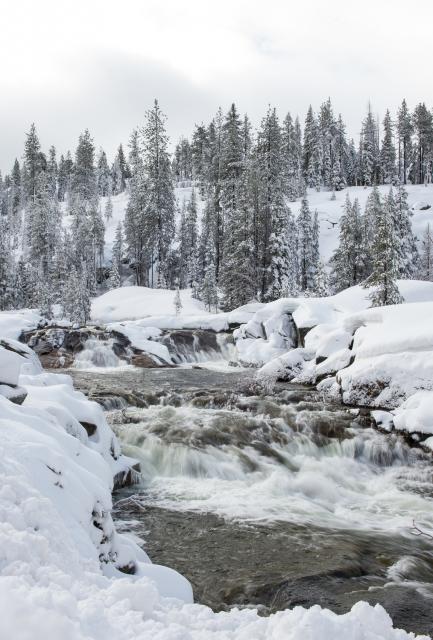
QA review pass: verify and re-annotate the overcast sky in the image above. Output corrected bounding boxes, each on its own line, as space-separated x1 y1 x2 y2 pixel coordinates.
1 0 432 172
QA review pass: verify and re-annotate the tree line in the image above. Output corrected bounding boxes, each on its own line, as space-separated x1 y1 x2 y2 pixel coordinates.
0 97 433 320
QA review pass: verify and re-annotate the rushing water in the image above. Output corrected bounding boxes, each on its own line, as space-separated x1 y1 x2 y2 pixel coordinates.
68 336 433 636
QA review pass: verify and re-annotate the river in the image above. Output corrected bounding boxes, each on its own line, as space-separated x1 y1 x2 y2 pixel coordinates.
67 336 433 636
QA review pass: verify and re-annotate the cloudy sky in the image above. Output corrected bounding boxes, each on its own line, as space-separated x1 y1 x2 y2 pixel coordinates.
1 0 432 171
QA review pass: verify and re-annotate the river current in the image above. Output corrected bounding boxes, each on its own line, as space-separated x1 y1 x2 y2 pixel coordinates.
68 335 433 636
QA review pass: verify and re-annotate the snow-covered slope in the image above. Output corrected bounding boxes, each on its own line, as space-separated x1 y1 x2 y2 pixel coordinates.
94 184 433 264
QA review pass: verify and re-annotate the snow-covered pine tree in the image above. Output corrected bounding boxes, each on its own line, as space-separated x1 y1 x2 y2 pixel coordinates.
185 188 198 287
282 112 303 200
57 151 74 201
0 217 14 310
97 150 111 197
26 171 61 278
201 262 218 312
303 106 322 190
124 129 148 285
330 194 363 291
297 197 316 292
397 99 413 185
420 224 433 281
174 288 182 315
380 110 397 184
112 221 123 273
141 100 176 287
412 103 433 185
112 144 130 194
104 195 113 221
63 267 91 325
363 188 403 307
47 146 58 198
23 123 45 202
191 124 209 193
109 261 121 289
360 104 380 186
362 185 382 276
394 184 419 277
173 138 193 184
71 129 97 201
37 280 54 320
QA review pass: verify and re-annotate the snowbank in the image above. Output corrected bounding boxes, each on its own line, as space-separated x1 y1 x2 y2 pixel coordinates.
92 286 208 323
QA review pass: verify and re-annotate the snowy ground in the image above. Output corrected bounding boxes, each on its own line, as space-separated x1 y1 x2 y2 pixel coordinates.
92 184 433 264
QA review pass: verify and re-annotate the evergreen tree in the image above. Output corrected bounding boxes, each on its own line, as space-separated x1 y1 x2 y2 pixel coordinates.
397 99 413 185
105 195 113 220
97 149 111 196
63 267 91 325
363 189 403 307
141 99 176 286
412 103 433 184
360 104 379 186
23 123 45 202
109 261 121 289
380 110 396 184
420 224 433 281
330 195 364 291
71 129 96 201
112 144 130 194
303 106 322 189
174 288 182 315
297 197 316 291
394 184 419 277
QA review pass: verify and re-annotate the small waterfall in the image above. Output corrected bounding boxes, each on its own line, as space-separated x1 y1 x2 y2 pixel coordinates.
159 330 237 365
74 337 121 369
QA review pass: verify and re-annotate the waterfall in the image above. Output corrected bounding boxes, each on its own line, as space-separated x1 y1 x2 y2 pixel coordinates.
74 338 121 369
159 330 237 365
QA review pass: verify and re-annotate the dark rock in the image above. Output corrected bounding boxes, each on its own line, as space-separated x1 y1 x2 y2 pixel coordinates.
80 421 97 437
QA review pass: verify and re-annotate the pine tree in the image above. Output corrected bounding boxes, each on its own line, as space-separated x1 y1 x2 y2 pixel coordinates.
201 262 218 312
363 189 403 307
303 106 322 189
360 104 379 186
63 267 91 325
105 195 113 220
124 129 148 285
420 224 433 281
97 149 111 196
57 151 74 201
174 288 182 315
397 100 413 185
141 99 176 286
394 184 419 277
380 110 396 184
330 194 364 291
23 123 45 202
109 261 121 289
112 221 123 272
297 197 316 292
0 217 13 310
71 129 96 201
112 144 130 194
412 103 433 184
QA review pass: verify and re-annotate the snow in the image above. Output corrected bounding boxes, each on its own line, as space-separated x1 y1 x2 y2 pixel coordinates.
93 184 433 269
92 286 208 323
1 314 432 637
393 392 433 435
0 309 42 340
289 184 433 263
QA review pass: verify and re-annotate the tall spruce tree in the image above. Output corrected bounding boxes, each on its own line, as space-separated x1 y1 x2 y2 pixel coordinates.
363 189 403 306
